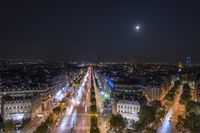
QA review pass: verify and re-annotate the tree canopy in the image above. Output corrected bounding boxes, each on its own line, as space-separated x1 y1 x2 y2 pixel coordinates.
109 114 126 130
180 83 191 104
53 106 61 114
4 120 14 132
35 122 48 133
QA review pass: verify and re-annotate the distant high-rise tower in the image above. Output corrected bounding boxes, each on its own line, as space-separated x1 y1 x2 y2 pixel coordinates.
186 57 191 67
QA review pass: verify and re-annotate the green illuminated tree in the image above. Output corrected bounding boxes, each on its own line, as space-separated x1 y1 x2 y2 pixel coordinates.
186 101 200 114
53 106 61 114
4 120 14 132
35 122 48 133
109 114 126 132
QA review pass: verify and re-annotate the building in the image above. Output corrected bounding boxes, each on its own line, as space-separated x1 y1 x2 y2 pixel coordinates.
1 95 32 122
143 84 169 101
116 100 140 123
186 57 191 67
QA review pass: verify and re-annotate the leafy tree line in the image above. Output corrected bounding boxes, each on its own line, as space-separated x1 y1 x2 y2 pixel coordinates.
109 114 126 132
164 80 182 102
133 100 164 132
176 100 200 132
176 110 200 132
4 120 15 132
180 83 191 104
35 114 54 133
90 78 100 133
35 98 65 133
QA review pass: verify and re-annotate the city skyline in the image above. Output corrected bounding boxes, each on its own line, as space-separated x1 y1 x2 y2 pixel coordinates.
1 0 200 63
1 1 200 132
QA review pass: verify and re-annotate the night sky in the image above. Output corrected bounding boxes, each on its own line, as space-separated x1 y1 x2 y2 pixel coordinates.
1 0 200 63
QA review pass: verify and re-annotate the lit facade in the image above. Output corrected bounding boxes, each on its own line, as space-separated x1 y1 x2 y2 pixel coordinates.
1 95 32 122
116 100 140 122
143 84 169 101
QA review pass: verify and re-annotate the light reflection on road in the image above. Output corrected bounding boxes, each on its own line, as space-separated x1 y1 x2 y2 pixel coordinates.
157 86 183 133
56 68 91 133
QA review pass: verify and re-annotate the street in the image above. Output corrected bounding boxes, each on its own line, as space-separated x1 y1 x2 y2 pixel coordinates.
93 71 112 133
157 85 183 133
54 68 92 133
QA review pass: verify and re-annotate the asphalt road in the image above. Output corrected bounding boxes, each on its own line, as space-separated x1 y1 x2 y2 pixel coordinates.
54 68 92 133
157 85 183 133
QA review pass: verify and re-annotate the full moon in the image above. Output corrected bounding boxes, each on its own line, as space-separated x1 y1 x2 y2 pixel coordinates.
135 25 141 31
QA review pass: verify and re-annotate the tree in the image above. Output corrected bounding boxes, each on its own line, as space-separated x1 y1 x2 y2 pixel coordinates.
53 106 61 114
184 112 200 133
35 122 48 133
90 97 96 105
133 102 163 131
143 127 156 133
109 114 126 131
186 101 200 114
176 112 200 133
45 114 53 126
4 120 14 132
164 80 182 102
180 83 191 105
59 101 65 109
90 104 97 114
151 100 162 112
164 92 175 101
90 128 100 133
176 115 186 132
90 116 100 133
139 105 156 123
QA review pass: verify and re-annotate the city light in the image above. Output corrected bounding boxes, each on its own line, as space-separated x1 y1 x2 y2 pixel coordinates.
2 1 200 132
103 93 109 99
55 89 65 101
105 79 115 90
72 71 89 105
11 113 24 121
158 109 172 133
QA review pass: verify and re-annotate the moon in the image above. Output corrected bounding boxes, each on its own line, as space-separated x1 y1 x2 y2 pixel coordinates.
135 25 141 31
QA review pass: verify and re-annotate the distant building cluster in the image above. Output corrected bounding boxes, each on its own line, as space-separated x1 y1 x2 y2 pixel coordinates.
95 63 200 122
95 64 174 101
0 59 200 129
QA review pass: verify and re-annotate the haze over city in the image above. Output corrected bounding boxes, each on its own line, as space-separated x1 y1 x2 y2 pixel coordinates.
1 0 200 63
